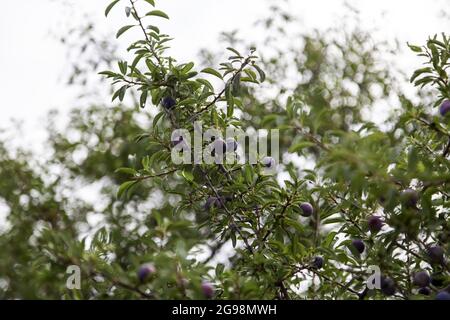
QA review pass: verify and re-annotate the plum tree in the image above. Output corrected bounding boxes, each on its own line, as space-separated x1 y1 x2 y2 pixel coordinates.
0 0 449 301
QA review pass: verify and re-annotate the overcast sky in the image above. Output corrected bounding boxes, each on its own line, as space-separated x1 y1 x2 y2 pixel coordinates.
0 0 448 148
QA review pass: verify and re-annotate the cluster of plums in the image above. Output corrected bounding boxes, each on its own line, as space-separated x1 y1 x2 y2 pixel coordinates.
347 187 448 299
412 270 450 300
137 263 216 298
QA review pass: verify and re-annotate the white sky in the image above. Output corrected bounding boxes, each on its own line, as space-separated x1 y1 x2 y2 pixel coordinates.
0 0 448 148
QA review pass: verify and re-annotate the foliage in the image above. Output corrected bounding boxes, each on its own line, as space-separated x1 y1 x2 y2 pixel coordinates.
0 0 448 300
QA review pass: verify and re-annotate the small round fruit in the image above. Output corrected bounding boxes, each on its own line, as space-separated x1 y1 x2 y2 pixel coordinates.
351 239 365 254
261 156 276 169
427 245 445 264
413 271 431 288
439 100 450 117
435 291 450 300
380 276 396 296
299 202 314 217
312 256 324 269
400 189 419 208
161 96 176 110
367 215 384 233
137 263 156 283
204 196 219 211
418 287 431 296
201 281 215 299
431 272 444 287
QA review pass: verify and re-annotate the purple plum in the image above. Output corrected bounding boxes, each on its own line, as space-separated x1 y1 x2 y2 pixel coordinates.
161 96 176 110
201 281 215 299
413 271 431 288
351 239 365 254
299 202 314 217
439 100 450 117
137 263 156 283
367 215 384 233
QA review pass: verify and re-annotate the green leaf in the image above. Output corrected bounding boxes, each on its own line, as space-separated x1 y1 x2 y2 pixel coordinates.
116 25 135 38
140 90 148 108
215 263 225 276
117 181 137 199
181 170 194 183
322 231 337 248
226 47 242 57
181 62 195 74
201 68 223 80
148 25 160 34
152 111 165 128
407 42 422 53
253 65 266 82
144 0 155 6
232 72 241 96
243 165 254 184
105 0 120 17
115 167 137 175
98 70 118 78
197 79 214 91
289 141 315 153
146 10 169 19
118 61 128 75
